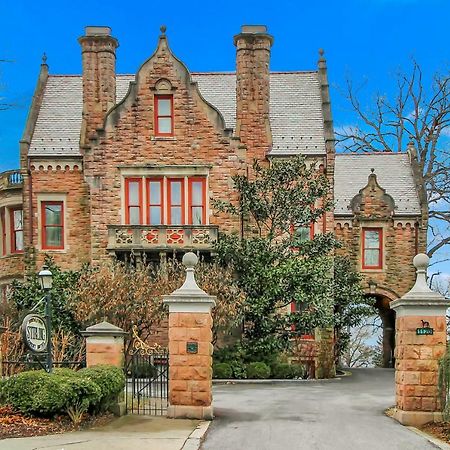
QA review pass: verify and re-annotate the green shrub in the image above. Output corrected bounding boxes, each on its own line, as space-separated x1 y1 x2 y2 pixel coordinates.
246 362 271 379
231 360 247 379
213 362 233 379
271 363 294 379
1 365 125 417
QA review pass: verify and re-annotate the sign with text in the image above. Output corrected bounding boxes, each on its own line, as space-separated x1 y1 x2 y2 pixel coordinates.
21 314 48 353
416 327 434 336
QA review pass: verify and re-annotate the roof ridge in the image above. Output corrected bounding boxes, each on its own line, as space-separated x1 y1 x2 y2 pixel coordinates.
336 152 408 156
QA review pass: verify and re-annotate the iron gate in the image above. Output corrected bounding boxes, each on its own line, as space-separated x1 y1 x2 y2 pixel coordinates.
125 327 169 415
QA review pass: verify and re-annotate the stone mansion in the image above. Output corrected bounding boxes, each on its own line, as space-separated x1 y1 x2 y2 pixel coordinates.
0 25 427 367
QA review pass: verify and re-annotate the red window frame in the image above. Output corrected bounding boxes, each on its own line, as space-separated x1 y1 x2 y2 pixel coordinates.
147 178 164 225
1 208 5 256
188 178 207 225
154 95 174 136
362 227 383 270
10 208 23 254
125 178 143 225
167 178 185 225
41 202 64 250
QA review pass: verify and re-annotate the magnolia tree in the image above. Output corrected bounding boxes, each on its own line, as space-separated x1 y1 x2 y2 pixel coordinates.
214 156 372 357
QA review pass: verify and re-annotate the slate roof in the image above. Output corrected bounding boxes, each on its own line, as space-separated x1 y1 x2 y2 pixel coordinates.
28 72 326 156
334 153 421 216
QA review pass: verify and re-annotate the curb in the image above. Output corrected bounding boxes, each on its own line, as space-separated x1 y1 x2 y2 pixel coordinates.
212 376 346 385
407 426 450 450
181 420 212 450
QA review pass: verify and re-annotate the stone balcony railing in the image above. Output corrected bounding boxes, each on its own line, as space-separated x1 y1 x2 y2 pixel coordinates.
0 170 23 191
107 225 219 252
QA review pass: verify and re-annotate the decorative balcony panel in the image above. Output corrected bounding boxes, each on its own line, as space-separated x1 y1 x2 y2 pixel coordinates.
0 170 23 191
107 225 218 251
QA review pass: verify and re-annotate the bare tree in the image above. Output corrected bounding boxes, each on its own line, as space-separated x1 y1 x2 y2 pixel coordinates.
0 59 16 111
337 62 450 261
342 323 380 368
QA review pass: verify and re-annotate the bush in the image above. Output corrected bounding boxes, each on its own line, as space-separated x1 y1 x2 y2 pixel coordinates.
213 362 233 379
270 363 307 379
1 365 125 417
246 362 271 379
230 360 247 379
130 362 157 379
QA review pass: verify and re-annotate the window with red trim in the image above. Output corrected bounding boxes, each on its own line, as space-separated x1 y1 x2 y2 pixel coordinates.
42 202 63 250
362 228 382 269
147 178 163 225
10 208 23 253
188 178 206 225
1 208 5 256
168 178 184 225
125 178 143 225
154 95 174 136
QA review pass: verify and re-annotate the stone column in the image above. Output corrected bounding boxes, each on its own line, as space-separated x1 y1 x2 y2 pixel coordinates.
163 252 216 420
81 321 127 368
391 254 450 426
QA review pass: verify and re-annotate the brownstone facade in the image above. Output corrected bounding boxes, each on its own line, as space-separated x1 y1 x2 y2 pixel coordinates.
0 25 426 368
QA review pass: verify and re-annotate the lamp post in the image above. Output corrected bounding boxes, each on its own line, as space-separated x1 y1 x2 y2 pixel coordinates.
38 265 53 373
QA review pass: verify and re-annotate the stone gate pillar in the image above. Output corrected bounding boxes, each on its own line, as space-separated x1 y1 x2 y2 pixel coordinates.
163 252 216 420
391 253 450 426
81 321 127 368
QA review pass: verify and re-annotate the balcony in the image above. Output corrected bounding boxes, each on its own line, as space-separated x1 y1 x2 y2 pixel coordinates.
107 225 219 252
0 170 23 192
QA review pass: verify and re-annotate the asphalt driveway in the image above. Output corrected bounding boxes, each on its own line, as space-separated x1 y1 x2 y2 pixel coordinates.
201 369 440 450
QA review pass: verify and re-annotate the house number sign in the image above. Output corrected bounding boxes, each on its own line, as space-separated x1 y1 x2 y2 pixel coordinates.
416 320 434 336
187 342 198 354
21 314 48 353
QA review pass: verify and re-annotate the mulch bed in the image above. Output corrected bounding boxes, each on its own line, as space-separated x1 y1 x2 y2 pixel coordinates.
420 422 450 444
0 405 114 440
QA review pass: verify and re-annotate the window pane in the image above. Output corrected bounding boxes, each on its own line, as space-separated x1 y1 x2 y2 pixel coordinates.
170 181 182 205
149 181 161 204
128 181 140 205
46 227 62 247
192 181 203 205
294 226 310 243
149 207 161 225
129 206 140 225
158 117 172 134
192 206 203 225
13 210 23 231
365 230 379 249
170 207 182 225
45 204 62 226
15 230 23 251
364 249 379 267
157 98 171 116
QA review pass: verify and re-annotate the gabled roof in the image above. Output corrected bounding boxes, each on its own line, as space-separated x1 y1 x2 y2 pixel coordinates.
334 153 421 216
28 72 326 156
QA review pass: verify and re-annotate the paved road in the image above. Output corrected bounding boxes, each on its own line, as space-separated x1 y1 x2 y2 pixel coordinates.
202 369 439 450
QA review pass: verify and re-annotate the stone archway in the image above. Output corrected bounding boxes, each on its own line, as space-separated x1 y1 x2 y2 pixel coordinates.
374 295 396 368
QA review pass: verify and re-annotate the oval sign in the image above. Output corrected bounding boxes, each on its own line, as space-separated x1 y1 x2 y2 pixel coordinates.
21 314 48 353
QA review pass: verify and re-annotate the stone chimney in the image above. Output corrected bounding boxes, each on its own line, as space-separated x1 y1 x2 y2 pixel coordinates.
78 26 119 145
234 25 273 162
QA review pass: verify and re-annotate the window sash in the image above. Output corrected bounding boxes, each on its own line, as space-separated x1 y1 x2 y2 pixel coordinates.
168 178 184 225
362 228 382 269
42 202 64 250
188 178 206 225
155 95 174 136
125 178 143 225
10 208 23 253
147 179 164 225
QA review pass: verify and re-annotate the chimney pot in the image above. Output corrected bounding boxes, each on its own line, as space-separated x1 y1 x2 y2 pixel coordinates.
85 26 112 37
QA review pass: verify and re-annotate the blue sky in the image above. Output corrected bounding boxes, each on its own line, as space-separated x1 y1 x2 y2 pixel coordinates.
0 0 449 277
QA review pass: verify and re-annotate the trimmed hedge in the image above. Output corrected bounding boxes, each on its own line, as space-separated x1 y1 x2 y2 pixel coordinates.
1 365 125 417
213 362 233 379
246 362 271 379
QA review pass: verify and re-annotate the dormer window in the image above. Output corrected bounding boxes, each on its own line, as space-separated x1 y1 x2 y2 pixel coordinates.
155 95 174 136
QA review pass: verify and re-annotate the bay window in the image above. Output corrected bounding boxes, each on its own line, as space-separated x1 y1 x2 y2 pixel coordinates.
125 176 207 226
362 228 382 269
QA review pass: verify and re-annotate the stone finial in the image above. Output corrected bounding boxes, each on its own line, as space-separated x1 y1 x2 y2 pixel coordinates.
318 48 326 68
370 168 375 173
319 48 325 59
410 253 431 293
42 52 48 65
160 25 167 35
